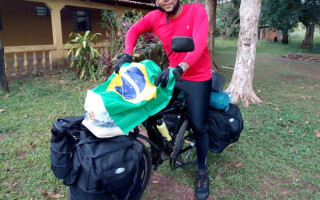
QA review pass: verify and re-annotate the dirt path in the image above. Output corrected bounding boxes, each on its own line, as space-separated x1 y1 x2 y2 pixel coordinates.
256 54 320 80
142 171 214 200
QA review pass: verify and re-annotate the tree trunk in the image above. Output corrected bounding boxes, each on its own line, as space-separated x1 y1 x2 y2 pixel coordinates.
226 0 262 107
301 23 315 49
0 41 9 93
205 0 219 71
282 30 289 44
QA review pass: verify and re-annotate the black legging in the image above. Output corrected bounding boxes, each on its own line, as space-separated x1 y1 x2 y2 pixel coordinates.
175 78 212 170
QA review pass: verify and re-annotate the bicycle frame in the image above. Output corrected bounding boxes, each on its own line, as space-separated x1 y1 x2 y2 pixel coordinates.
132 88 197 170
129 36 197 170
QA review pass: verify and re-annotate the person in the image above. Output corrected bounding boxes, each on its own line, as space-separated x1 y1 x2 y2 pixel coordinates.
114 0 212 199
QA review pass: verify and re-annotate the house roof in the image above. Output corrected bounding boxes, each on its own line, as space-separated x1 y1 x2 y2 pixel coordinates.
87 0 156 9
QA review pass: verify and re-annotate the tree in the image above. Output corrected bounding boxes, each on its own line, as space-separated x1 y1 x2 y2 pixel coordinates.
299 0 320 49
260 0 300 44
0 39 9 93
216 0 240 39
260 0 319 47
226 0 262 107
205 0 219 71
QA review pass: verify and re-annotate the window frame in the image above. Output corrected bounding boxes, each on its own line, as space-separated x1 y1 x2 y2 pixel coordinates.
36 6 50 17
72 10 92 31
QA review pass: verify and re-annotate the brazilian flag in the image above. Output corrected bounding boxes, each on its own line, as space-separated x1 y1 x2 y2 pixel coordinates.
82 60 175 138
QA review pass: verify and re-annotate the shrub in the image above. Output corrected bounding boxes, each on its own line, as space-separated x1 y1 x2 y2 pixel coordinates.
100 10 165 77
65 31 102 81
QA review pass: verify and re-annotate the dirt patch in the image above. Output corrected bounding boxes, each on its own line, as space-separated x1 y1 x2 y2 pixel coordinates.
260 178 297 199
259 171 319 199
0 131 18 141
256 54 320 80
143 171 214 200
278 75 301 81
281 53 320 62
0 134 8 141
138 127 214 200
17 151 27 159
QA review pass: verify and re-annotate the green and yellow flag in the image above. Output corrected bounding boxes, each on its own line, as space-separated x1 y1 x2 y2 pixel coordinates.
82 60 175 138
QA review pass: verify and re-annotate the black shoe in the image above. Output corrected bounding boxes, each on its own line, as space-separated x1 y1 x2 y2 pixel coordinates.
195 169 209 200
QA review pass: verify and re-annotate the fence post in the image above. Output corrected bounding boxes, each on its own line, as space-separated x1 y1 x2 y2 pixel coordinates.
0 40 10 93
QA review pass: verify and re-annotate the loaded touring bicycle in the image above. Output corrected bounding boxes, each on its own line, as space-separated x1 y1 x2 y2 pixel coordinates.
50 37 243 200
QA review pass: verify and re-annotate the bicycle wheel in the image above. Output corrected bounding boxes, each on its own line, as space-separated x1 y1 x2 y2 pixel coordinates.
137 139 152 193
67 139 152 200
170 119 197 169
175 133 197 168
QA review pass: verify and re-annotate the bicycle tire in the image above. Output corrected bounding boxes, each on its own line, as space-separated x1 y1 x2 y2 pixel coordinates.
137 139 152 193
67 139 152 200
171 119 197 169
171 119 189 158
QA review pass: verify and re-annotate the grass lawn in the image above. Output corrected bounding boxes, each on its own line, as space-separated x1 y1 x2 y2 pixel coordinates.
1 34 320 199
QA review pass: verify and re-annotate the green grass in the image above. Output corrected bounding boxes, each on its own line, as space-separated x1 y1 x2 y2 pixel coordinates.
1 32 320 199
215 28 320 55
0 74 95 199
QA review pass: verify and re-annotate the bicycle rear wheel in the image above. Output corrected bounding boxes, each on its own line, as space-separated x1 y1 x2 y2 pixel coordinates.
174 133 197 168
170 119 197 169
67 140 152 200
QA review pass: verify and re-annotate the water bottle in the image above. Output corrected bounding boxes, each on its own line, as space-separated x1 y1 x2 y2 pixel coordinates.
156 119 172 141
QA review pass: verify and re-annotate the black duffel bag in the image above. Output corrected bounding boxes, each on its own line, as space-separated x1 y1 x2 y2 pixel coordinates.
207 103 243 154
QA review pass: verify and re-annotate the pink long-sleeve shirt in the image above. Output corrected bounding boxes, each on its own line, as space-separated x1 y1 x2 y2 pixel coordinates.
125 3 212 81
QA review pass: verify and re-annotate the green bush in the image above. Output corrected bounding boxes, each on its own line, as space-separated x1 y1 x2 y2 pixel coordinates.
65 31 102 81
100 9 165 75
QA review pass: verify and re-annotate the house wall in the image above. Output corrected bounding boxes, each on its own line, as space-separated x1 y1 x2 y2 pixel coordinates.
0 0 53 46
1 0 153 72
260 28 279 42
0 0 150 47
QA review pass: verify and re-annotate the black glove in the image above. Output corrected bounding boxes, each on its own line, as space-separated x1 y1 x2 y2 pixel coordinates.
114 53 133 74
154 68 170 87
172 65 183 82
154 65 184 87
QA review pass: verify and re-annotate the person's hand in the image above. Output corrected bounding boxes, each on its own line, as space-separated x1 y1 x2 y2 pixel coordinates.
172 65 183 82
114 53 133 74
154 65 184 87
154 68 170 87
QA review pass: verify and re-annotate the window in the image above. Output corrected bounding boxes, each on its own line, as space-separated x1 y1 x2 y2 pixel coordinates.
72 10 91 31
36 6 50 16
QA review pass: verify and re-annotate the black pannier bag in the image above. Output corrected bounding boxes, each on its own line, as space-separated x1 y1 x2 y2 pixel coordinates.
50 116 83 179
207 103 243 154
50 116 145 200
68 133 144 200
